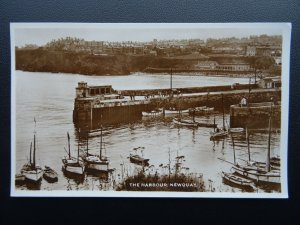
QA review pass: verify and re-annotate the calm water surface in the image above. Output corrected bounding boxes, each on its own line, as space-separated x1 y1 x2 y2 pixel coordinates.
14 71 280 192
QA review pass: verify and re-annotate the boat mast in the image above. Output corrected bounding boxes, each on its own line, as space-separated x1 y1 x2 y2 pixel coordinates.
33 117 36 168
231 134 236 165
29 142 32 164
213 116 216 132
266 102 273 172
246 127 251 162
77 130 80 163
67 132 71 159
86 132 89 156
170 68 173 91
33 134 36 169
100 125 103 160
222 94 225 130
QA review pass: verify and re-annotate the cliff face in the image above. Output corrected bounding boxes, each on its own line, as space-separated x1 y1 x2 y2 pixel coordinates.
15 49 186 75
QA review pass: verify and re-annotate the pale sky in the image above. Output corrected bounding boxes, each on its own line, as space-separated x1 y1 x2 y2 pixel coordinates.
12 23 284 47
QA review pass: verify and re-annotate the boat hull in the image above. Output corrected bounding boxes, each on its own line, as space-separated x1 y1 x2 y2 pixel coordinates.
21 168 43 182
142 110 163 117
62 159 85 175
164 109 189 114
173 118 198 127
130 157 149 166
222 172 254 191
85 161 109 172
210 131 228 140
232 166 281 185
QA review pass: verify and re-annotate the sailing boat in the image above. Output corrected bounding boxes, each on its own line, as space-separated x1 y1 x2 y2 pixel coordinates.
84 125 110 173
210 94 228 140
172 113 199 127
231 103 281 185
62 132 85 175
20 119 43 182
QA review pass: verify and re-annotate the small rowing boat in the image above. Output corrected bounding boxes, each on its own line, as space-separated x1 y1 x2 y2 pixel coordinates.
43 166 58 183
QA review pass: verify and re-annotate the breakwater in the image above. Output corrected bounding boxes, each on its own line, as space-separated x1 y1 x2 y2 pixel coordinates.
73 82 280 129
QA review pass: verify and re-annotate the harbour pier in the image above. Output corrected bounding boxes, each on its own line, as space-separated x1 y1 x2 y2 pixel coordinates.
72 81 281 128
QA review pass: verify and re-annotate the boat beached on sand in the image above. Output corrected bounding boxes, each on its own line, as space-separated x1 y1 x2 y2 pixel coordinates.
222 172 255 191
62 132 85 176
20 121 43 183
43 166 58 183
84 125 110 173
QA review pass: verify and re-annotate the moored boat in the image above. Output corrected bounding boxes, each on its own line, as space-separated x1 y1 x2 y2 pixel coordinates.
189 106 215 115
222 172 255 191
210 94 228 140
229 127 245 134
84 125 110 173
62 132 85 176
43 166 58 183
231 165 281 185
129 147 149 166
21 121 43 183
173 117 198 127
164 108 189 115
210 129 228 140
142 109 163 117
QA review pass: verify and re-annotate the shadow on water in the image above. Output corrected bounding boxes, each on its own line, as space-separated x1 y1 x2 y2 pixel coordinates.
62 169 85 185
85 169 109 181
15 180 42 190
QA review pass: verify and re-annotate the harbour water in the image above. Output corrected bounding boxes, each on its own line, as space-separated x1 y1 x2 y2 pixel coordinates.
14 71 280 192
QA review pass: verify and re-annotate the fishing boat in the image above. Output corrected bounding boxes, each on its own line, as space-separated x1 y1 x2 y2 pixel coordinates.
62 132 85 176
142 108 163 117
231 106 281 185
43 166 58 183
222 172 255 191
189 106 215 115
84 125 110 173
210 94 228 140
129 147 150 166
231 165 280 185
20 121 43 183
229 127 245 134
173 117 198 127
164 108 189 115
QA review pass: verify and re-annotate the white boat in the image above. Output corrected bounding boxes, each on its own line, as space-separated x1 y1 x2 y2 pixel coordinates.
142 109 163 116
173 117 198 127
20 124 43 183
230 110 281 186
164 108 189 115
222 172 255 191
210 129 228 140
62 132 85 176
189 106 215 114
21 164 43 182
84 125 110 173
229 127 245 134
231 165 280 185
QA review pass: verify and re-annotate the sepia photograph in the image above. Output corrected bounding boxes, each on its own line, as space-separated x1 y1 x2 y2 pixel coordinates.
10 23 290 197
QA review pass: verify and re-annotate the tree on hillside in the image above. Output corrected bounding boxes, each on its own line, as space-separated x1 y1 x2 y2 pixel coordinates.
247 56 276 83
